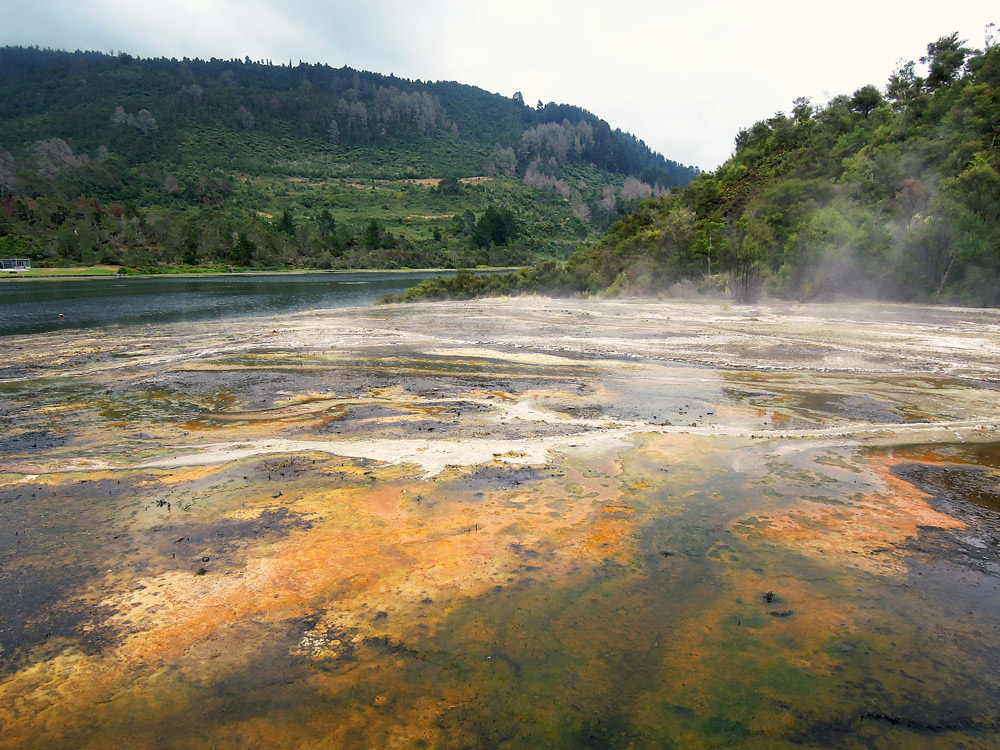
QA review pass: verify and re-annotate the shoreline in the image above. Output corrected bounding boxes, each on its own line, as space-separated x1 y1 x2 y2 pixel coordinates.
0 266 520 281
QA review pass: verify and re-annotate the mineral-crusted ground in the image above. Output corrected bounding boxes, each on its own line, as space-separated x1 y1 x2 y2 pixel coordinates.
1 297 999 748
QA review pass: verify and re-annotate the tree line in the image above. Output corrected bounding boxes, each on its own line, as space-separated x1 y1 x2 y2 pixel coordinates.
0 188 531 271
0 46 700 270
396 31 1000 305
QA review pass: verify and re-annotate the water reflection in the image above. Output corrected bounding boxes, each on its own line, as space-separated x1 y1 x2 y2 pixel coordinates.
0 271 451 336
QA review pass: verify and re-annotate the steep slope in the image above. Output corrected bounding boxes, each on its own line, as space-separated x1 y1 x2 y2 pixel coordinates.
396 31 1000 305
0 47 698 270
574 31 1000 304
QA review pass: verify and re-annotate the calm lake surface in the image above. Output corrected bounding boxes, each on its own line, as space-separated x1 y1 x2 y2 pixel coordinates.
0 271 451 336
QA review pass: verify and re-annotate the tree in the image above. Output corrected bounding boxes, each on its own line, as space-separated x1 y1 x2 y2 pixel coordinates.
363 218 382 249
0 146 17 194
276 208 295 235
231 233 256 265
791 97 814 123
472 205 518 247
887 60 924 107
892 178 930 229
693 220 725 275
236 105 255 131
901 216 958 298
622 177 653 202
453 210 476 238
32 138 78 182
921 32 972 90
492 144 517 176
316 209 336 237
724 214 772 303
135 109 158 135
850 85 883 118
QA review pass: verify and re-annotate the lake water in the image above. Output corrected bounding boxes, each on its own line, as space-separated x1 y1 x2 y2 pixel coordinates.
0 271 450 337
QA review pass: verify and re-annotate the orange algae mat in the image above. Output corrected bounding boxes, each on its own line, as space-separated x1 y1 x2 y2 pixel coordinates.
1 298 999 748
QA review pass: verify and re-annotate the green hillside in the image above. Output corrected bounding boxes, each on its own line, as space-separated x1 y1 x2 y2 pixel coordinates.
395 31 1000 305
0 46 698 271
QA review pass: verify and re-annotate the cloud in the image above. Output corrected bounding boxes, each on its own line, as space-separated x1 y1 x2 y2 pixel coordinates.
1 1 997 169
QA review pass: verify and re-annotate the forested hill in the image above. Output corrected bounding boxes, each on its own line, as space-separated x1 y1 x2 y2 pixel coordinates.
0 46 698 271
396 31 1000 306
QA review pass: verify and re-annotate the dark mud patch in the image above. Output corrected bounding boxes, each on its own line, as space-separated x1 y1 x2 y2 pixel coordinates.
253 454 319 479
0 364 48 381
0 429 68 454
886 454 1000 581
456 464 563 492
175 506 311 546
421 399 496 417
0 475 165 668
607 370 718 426
0 501 103 670
318 403 413 426
888 458 1000 697
793 708 1000 745
892 441 1000 472
170 362 569 412
893 463 1000 516
152 507 313 574
0 473 313 670
572 712 641 749
724 386 914 425
545 403 608 420
137 370 292 411
314 410 586 441
904 520 1000 579
0 560 116 674
314 401 493 438
793 392 915 424
758 342 831 361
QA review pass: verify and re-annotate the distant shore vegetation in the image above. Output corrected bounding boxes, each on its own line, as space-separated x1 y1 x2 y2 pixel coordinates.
0 46 697 273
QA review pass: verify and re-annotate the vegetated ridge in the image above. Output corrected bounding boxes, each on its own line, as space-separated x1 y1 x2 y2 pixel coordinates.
391 30 1000 306
0 46 698 272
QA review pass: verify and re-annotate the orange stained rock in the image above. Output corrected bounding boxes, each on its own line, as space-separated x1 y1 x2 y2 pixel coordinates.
150 464 224 486
733 453 965 575
577 515 636 564
94 453 635 675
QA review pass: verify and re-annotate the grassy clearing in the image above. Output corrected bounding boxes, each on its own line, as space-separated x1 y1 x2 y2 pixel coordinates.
4 266 122 278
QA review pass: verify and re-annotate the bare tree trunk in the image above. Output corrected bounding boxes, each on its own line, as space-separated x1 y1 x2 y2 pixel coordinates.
934 253 956 302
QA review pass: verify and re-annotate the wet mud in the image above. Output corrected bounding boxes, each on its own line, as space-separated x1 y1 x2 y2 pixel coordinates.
1 297 1000 748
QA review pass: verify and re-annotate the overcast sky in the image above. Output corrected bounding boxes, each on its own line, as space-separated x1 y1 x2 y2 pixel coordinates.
1 1 996 170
